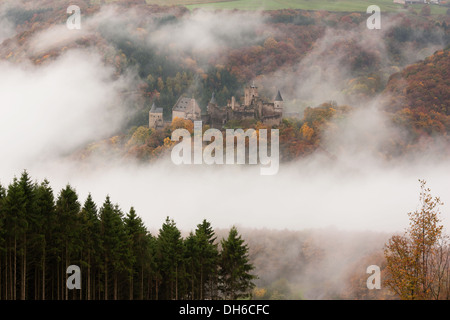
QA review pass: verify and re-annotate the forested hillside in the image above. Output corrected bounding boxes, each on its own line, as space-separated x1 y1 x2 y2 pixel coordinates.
1 0 450 301
1 1 449 131
381 47 450 154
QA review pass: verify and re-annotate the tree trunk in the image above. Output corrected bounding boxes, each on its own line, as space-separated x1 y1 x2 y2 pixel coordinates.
21 234 26 300
4 248 7 300
114 273 117 300
191 264 194 300
34 268 37 300
42 244 45 300
155 279 159 300
0 252 2 300
51 264 54 300
148 275 153 300
4 254 6 300
87 253 91 301
200 265 203 300
129 275 133 300
0 252 3 300
57 260 60 300
140 266 144 300
9 244 12 300
175 264 178 300
104 258 108 300
65 243 68 300
92 268 95 301
14 236 16 300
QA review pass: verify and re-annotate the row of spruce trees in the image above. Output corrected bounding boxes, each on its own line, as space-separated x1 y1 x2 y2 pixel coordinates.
0 171 256 300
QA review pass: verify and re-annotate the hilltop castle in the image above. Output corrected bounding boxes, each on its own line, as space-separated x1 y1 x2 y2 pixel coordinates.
205 83 283 127
149 83 284 129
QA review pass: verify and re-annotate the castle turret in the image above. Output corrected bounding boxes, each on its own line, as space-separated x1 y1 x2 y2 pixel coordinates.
209 92 217 106
274 90 283 112
207 92 217 115
244 81 259 106
149 102 164 129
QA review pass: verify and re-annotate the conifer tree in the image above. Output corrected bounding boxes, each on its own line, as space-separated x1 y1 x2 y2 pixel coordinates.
125 207 153 300
195 219 218 300
219 226 256 300
55 185 81 300
4 177 26 300
112 204 134 300
17 171 39 300
156 217 183 300
146 233 159 300
0 183 5 300
99 196 115 300
34 179 55 300
184 232 198 300
99 197 132 300
79 194 100 300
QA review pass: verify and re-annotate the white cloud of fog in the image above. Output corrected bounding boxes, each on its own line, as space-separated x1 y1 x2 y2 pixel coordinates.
29 24 90 56
262 15 448 112
0 49 130 172
147 9 268 55
260 25 390 108
18 144 450 235
30 5 268 59
0 4 16 44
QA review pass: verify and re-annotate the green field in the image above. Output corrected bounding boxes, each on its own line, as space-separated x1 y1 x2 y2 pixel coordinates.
141 0 449 15
186 0 398 11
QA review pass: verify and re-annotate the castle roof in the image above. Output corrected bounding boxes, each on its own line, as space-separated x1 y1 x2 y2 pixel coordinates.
150 102 163 114
173 96 201 113
274 90 283 102
209 92 217 105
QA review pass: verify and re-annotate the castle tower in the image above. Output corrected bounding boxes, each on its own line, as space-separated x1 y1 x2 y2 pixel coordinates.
149 102 163 129
244 81 259 106
209 92 217 105
274 90 283 112
207 92 217 113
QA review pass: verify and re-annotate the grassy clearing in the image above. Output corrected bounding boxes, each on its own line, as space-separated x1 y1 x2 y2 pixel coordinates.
100 0 449 15
143 0 233 5
179 0 447 15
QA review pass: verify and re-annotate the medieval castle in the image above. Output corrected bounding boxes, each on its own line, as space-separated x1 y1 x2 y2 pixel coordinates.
149 83 284 129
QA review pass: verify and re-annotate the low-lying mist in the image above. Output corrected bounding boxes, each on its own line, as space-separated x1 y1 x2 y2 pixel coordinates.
0 4 449 237
1 2 449 300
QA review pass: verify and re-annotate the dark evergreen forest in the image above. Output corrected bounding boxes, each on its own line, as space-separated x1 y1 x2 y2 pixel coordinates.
0 171 256 300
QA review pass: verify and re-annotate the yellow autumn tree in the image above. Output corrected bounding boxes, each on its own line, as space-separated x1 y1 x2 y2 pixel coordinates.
384 180 450 300
163 136 174 148
171 117 194 134
300 123 314 141
253 287 267 299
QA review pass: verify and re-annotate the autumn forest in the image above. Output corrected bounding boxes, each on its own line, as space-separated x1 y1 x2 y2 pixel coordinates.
1 0 450 300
